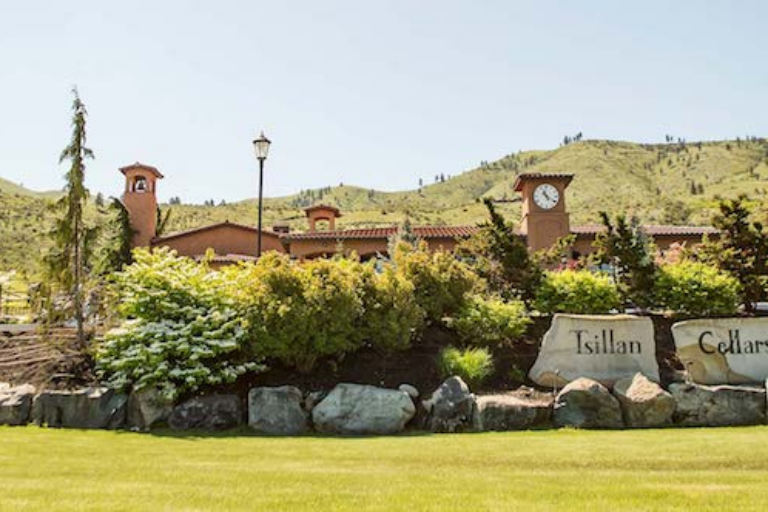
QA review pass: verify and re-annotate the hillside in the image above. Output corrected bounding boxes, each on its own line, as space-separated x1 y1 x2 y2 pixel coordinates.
164 138 768 233
3 138 768 275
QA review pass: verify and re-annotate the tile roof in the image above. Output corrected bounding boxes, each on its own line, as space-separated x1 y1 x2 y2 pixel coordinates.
285 225 479 241
513 172 574 191
152 221 282 244
119 162 164 179
572 224 718 236
193 253 258 264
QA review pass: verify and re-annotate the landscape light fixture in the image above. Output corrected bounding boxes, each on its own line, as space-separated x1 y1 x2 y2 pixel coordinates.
252 131 271 257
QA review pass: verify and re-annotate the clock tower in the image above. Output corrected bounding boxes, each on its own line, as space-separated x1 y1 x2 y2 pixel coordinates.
513 173 574 252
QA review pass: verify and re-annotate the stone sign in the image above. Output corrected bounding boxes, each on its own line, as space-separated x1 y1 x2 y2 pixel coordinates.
529 314 659 387
673 318 768 385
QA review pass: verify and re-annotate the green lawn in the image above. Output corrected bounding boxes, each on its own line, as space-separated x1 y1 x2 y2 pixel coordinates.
1 426 767 511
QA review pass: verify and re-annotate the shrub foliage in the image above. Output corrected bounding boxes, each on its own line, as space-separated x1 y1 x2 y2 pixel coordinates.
534 269 621 314
438 346 494 389
654 261 741 316
449 296 530 347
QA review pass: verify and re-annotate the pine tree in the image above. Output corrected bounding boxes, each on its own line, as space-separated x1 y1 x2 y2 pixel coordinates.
45 88 95 345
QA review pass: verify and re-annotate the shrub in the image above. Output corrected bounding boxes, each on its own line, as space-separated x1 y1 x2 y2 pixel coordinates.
438 346 494 389
95 248 263 400
534 269 621 314
358 264 425 351
392 241 479 323
449 296 531 347
225 253 366 373
654 261 741 316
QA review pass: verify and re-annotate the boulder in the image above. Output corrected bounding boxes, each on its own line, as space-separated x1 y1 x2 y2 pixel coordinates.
529 314 659 388
169 394 242 430
126 388 174 430
613 373 675 428
248 386 307 435
399 384 419 399
422 376 476 433
474 388 553 431
669 382 766 427
554 377 623 429
312 383 415 435
673 318 768 385
32 388 127 429
0 383 36 426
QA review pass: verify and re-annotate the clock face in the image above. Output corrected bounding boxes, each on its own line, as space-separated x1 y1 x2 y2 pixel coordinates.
533 183 560 210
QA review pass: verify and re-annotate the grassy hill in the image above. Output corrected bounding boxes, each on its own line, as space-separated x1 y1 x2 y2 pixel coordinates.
3 138 768 275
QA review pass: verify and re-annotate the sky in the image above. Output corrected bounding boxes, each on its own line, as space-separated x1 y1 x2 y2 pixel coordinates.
0 1 766 203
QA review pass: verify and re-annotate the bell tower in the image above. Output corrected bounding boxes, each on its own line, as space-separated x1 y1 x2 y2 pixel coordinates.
120 162 164 248
513 173 574 252
305 205 342 232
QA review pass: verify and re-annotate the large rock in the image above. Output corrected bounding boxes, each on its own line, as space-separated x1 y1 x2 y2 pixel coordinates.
422 376 476 433
613 373 675 428
529 314 659 388
474 388 553 431
669 382 766 427
0 383 36 426
169 394 242 430
32 388 127 429
248 386 307 435
673 318 768 385
554 377 623 429
126 388 174 430
312 383 415 435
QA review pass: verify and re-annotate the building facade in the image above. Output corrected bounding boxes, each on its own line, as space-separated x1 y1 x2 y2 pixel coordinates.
119 163 714 266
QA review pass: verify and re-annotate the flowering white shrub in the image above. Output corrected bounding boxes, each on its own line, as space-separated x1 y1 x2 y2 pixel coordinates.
95 248 264 399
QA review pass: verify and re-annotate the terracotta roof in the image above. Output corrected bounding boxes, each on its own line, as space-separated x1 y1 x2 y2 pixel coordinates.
304 204 342 217
152 221 282 244
193 253 258 264
119 162 164 179
513 172 574 191
285 225 479 241
572 224 718 236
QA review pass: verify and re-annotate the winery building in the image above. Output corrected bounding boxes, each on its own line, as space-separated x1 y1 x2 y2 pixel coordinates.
119 163 715 266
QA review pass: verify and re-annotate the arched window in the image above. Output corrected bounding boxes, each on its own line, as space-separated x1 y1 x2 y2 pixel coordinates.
133 176 148 193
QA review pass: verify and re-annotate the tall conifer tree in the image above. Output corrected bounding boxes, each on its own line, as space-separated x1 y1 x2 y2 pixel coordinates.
46 88 95 345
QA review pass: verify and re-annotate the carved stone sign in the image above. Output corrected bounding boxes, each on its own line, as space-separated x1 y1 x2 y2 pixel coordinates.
529 314 659 388
672 318 768 385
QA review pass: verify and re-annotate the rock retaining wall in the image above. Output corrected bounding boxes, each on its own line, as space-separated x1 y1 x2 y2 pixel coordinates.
4 374 768 435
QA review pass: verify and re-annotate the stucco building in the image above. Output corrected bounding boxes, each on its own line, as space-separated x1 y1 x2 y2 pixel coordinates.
119 162 714 265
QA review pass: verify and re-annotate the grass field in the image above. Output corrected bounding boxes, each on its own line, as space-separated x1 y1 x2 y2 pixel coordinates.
1 426 768 511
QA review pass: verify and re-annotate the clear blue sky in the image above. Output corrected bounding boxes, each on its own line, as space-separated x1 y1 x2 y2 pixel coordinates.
1 1 766 203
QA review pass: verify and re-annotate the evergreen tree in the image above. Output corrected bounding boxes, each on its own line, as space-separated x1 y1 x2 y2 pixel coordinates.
45 88 95 345
458 198 540 301
94 198 133 275
593 213 657 309
698 196 768 312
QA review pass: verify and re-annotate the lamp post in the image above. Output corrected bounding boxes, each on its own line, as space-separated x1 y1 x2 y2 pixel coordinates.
252 131 271 257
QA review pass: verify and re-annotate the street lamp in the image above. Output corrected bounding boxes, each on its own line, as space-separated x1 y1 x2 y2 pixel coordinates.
252 131 271 257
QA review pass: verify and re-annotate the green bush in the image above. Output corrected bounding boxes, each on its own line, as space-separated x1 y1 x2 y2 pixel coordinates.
438 346 494 389
359 264 425 351
225 253 366 373
534 269 621 314
449 296 531 347
654 260 741 316
96 248 263 400
393 241 479 323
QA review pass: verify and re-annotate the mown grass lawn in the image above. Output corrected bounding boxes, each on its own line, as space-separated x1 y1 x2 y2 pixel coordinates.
1 426 768 511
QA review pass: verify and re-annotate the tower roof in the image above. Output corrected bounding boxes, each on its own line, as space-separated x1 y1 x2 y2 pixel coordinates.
304 204 342 218
513 172 573 191
119 162 164 179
